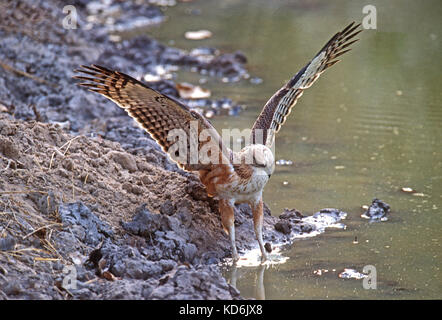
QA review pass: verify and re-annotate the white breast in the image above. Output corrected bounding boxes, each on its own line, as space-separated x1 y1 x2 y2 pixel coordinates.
216 167 269 204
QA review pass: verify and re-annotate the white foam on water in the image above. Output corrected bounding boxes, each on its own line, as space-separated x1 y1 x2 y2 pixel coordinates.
222 210 348 268
338 268 368 280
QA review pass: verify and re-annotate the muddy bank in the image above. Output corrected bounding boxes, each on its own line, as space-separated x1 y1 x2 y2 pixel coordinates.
0 114 348 299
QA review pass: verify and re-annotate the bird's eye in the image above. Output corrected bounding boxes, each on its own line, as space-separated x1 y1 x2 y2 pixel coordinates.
253 154 266 168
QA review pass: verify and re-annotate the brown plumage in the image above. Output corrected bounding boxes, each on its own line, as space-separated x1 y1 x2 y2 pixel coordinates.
73 22 362 263
251 22 362 146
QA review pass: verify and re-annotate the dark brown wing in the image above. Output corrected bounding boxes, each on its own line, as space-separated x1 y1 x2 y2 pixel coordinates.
250 22 362 146
73 65 231 170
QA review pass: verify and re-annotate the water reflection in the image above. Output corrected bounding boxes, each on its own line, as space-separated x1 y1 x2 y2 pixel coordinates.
228 264 267 300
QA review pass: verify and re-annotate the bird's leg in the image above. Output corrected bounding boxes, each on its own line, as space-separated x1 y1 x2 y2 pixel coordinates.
219 199 239 262
250 199 268 263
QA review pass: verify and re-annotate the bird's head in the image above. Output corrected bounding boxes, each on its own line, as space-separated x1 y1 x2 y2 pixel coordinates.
240 144 275 178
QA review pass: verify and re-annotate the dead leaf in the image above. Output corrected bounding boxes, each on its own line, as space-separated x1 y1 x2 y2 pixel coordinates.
184 30 212 40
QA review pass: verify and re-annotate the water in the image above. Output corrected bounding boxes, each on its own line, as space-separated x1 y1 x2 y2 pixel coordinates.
145 0 441 299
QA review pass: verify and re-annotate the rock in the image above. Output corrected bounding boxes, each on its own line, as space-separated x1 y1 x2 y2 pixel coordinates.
99 280 148 300
275 221 291 234
53 231 80 257
123 260 163 280
292 222 314 234
122 204 165 237
183 243 197 263
149 282 175 299
0 236 16 251
107 151 138 172
264 242 272 253
362 198 390 221
176 206 192 228
279 208 303 220
149 265 240 300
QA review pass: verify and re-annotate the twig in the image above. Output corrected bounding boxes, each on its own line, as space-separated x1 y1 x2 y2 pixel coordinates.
34 257 60 262
1 159 13 172
0 59 58 88
22 223 62 240
48 146 66 169
61 136 81 156
48 152 55 170
32 156 44 172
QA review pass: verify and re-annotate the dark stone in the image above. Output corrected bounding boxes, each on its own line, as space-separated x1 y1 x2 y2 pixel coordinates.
58 202 113 246
122 204 165 237
363 198 390 221
275 221 291 234
149 265 240 300
264 242 272 253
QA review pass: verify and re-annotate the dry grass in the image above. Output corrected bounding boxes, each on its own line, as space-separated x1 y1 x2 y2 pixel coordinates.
0 192 66 266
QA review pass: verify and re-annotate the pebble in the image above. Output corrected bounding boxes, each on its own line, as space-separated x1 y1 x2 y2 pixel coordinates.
276 159 293 166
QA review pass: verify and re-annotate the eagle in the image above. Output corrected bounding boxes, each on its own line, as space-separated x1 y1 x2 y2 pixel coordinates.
74 22 362 262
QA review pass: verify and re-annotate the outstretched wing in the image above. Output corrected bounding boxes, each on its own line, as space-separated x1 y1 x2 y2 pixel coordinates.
250 22 362 146
73 65 231 171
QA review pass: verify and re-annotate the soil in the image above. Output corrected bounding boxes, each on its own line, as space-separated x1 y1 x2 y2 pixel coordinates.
0 0 348 300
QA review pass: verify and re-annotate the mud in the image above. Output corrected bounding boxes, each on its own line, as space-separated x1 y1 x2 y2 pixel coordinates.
0 114 346 299
1 0 350 300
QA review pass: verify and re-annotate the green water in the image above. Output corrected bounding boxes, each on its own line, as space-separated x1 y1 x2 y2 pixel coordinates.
145 0 441 299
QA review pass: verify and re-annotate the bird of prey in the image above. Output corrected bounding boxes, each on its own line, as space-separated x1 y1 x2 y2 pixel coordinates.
74 22 362 262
